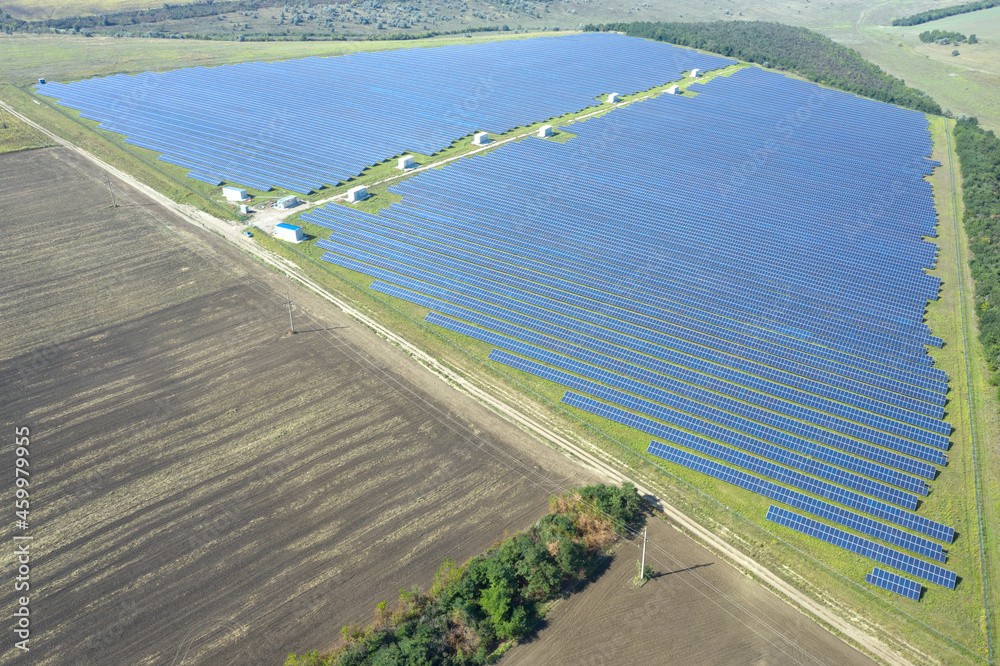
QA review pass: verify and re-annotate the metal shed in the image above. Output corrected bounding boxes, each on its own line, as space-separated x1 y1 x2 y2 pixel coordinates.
223 187 248 202
346 186 368 203
275 223 304 242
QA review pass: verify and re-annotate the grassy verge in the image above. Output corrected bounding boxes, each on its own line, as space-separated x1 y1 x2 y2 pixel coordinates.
249 110 992 663
943 117 1000 660
0 108 53 153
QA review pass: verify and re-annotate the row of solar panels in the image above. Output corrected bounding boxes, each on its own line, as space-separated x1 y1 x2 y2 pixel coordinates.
385 181 941 357
305 65 953 599
312 218 951 451
323 181 945 383
36 33 735 193
310 202 947 425
387 153 943 365
397 166 941 335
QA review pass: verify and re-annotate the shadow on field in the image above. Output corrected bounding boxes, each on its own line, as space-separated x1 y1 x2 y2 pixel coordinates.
654 562 714 579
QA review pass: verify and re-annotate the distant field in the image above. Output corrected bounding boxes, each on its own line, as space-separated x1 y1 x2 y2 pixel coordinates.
2 0 197 20
0 31 564 84
887 5 1000 78
828 2 1000 130
894 5 1000 39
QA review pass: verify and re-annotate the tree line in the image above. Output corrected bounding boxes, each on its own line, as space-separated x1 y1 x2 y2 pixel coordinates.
284 483 647 665
892 0 998 26
953 118 1000 393
918 29 968 43
583 21 941 115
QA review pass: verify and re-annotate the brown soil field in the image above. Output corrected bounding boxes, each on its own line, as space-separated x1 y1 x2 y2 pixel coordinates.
503 515 878 666
0 146 874 665
0 146 594 665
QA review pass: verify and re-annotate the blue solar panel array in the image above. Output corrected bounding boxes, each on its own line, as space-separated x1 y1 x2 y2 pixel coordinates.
644 439 946 558
766 506 956 589
33 34 733 193
304 65 957 590
867 567 922 601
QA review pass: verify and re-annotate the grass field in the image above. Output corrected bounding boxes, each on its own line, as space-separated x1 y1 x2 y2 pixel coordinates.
0 108 52 153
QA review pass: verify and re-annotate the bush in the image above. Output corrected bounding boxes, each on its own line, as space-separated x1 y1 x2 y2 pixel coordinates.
920 29 967 42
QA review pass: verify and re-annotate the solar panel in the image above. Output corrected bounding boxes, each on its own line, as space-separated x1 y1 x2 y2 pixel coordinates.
298 65 960 589
641 437 946 558
766 506 956 589
35 34 735 193
475 345 927 504
867 567 922 601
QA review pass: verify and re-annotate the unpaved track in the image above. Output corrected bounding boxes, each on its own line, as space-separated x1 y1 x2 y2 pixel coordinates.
1 98 906 665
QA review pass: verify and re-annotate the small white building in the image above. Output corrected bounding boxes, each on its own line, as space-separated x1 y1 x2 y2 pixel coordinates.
275 223 304 242
472 132 490 146
346 185 368 203
223 186 248 202
606 92 620 103
690 69 701 78
239 204 251 214
666 85 679 95
397 155 416 170
537 125 554 138
275 195 299 209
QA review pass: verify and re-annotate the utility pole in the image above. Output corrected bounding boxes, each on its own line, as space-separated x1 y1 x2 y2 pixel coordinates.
641 527 647 578
105 174 117 207
286 293 294 334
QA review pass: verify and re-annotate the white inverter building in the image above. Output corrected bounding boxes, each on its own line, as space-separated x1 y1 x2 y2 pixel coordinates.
606 92 620 103
223 186 248 202
275 223 304 242
690 68 701 78
346 185 368 203
666 85 679 95
397 155 416 170
472 132 490 146
275 195 299 209
538 125 554 138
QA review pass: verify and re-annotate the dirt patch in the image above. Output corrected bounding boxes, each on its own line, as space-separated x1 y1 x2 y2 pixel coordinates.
502 516 878 666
